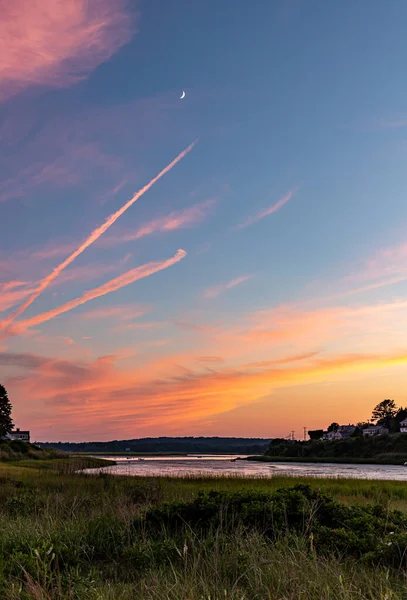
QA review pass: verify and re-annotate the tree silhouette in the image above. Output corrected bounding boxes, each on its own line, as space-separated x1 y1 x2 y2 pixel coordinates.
308 429 323 441
372 399 397 425
0 384 13 437
327 422 339 432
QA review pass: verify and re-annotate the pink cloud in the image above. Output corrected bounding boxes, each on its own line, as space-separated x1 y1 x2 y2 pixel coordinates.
81 304 150 321
0 282 37 313
0 141 196 333
110 321 167 333
235 187 298 230
6 249 186 337
102 198 216 246
0 0 135 103
202 275 253 299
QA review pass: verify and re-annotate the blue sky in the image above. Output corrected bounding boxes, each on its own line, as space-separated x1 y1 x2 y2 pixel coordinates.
1 0 407 441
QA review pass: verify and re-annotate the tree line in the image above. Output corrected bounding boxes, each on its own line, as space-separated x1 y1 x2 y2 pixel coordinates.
308 399 406 440
0 384 13 438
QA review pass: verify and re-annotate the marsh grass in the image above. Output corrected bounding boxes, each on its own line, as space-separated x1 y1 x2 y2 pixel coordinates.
1 461 407 599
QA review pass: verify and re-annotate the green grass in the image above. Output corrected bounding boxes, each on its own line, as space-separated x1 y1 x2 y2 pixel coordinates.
1 460 407 599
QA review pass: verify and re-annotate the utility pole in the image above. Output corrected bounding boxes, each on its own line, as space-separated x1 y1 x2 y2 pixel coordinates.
303 426 307 441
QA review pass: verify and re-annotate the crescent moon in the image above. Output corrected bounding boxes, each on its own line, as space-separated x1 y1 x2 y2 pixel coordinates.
180 91 186 99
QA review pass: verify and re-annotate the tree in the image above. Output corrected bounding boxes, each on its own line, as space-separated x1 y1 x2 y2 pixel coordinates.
371 399 398 428
327 422 339 432
308 429 323 441
0 384 13 438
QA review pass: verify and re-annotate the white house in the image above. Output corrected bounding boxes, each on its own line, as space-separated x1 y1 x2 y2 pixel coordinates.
4 428 30 442
400 419 407 433
322 425 356 441
362 425 389 437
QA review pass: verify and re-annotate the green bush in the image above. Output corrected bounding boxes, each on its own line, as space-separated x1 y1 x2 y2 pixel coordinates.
144 483 407 567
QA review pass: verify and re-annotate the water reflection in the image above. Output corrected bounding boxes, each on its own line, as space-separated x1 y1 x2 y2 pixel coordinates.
81 455 407 481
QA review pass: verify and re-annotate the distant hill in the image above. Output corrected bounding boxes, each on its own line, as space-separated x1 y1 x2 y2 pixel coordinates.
36 436 271 455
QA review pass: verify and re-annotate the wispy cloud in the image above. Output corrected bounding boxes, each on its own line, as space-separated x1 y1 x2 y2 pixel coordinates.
0 281 36 313
379 119 407 129
0 141 196 333
4 346 407 440
6 249 186 337
110 321 167 333
16 197 214 264
102 198 216 246
235 188 298 231
202 275 253 299
0 0 135 103
80 304 150 321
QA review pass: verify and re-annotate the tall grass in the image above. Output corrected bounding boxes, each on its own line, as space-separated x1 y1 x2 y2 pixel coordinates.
1 461 407 599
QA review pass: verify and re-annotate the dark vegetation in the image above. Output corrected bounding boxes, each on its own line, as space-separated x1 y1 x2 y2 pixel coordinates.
268 399 407 464
0 383 13 438
264 433 407 463
37 436 271 455
1 462 407 599
0 439 62 462
308 399 407 440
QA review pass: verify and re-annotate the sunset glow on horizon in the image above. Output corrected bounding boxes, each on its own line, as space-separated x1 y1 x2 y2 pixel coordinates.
1 1 407 441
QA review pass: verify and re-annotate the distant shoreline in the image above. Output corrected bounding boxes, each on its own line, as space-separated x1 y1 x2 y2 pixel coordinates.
243 455 407 466
74 451 245 457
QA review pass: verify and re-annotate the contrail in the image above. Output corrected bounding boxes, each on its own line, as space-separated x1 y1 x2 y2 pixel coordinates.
8 249 186 336
235 187 298 231
0 141 197 332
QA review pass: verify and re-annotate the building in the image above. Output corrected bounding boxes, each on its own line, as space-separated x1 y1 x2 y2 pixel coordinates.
5 428 30 442
400 419 407 433
322 424 356 441
362 425 389 437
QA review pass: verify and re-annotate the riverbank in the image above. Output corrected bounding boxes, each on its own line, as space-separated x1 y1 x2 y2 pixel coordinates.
1 458 407 599
245 454 407 465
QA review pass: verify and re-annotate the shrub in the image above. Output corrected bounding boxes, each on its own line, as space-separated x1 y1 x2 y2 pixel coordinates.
143 484 407 567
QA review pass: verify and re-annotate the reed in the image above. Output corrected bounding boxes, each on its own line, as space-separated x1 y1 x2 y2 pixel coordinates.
1 460 407 599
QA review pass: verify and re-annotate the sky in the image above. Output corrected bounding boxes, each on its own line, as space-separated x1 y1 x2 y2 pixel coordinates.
1 0 407 442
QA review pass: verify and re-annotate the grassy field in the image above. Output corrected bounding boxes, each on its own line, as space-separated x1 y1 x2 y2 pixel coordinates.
1 457 407 599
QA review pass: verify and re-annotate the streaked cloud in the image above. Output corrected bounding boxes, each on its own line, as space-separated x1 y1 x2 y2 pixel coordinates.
80 304 150 321
0 0 135 103
202 275 253 299
0 141 196 333
4 346 407 440
5 249 186 337
0 281 36 313
235 188 298 230
102 198 216 246
110 321 167 333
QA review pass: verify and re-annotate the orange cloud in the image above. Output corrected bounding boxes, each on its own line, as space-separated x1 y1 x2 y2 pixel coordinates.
6 249 186 337
0 0 134 103
203 275 253 299
0 141 196 333
4 347 407 440
235 187 298 230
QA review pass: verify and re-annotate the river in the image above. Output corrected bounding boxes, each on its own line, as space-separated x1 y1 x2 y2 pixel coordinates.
81 455 407 480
